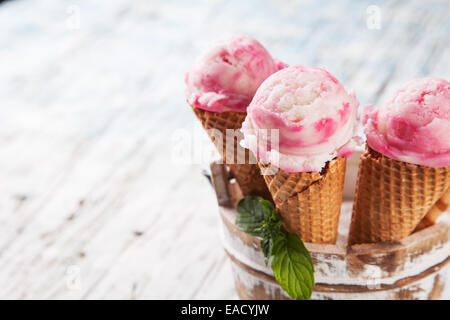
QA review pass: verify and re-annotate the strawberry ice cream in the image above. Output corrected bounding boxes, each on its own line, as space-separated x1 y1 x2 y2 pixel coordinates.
363 77 450 167
185 35 286 113
241 65 360 172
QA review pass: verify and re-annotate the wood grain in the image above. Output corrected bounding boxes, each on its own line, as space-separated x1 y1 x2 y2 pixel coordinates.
0 0 448 299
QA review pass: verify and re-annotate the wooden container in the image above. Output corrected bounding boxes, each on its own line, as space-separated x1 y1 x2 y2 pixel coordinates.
209 152 450 300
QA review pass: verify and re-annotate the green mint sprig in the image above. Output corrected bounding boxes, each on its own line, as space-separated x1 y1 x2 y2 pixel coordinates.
236 196 315 300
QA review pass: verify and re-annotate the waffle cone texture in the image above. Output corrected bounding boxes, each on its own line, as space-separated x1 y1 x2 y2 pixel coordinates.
259 157 347 244
349 145 450 244
415 188 450 231
191 106 271 200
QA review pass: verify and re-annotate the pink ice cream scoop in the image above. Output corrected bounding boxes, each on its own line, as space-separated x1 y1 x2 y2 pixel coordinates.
363 77 450 167
185 35 287 113
242 65 360 173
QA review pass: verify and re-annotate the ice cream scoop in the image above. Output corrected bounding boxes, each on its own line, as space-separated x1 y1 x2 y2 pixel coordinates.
363 77 450 167
241 65 360 172
185 35 286 113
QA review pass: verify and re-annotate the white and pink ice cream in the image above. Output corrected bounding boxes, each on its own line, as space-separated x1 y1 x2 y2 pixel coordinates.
185 35 287 113
242 65 360 173
363 77 450 167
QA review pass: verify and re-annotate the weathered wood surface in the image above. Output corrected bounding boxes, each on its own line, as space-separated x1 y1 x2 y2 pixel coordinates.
0 0 448 299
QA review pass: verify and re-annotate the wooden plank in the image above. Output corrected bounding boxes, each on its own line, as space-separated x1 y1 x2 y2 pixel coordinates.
0 0 448 299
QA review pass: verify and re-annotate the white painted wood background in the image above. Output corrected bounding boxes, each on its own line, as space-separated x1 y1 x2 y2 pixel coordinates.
0 0 448 299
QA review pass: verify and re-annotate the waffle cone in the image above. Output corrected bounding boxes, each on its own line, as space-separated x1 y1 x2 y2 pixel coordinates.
259 157 346 244
415 188 450 231
349 146 450 244
191 106 270 199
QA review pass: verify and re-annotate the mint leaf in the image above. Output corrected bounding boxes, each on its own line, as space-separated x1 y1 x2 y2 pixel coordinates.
271 233 315 300
259 199 275 212
271 232 287 255
236 196 271 236
260 237 271 263
235 196 315 300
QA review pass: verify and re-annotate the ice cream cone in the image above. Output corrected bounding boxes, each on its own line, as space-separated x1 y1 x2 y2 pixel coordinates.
415 188 450 231
192 106 271 199
185 35 285 200
259 157 346 244
240 66 359 244
349 146 450 244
